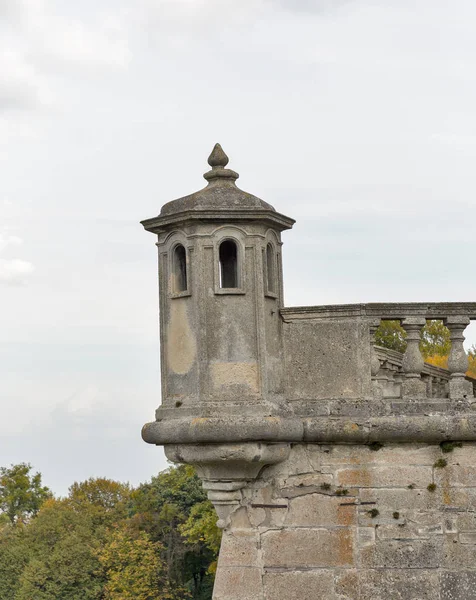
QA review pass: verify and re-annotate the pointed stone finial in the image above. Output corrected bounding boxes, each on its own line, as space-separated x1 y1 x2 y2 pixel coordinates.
208 143 229 168
203 143 238 184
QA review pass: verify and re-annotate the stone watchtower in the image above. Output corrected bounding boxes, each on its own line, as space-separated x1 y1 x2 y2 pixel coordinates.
142 145 476 600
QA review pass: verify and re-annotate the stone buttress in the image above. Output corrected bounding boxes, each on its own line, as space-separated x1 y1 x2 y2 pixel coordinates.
141 144 476 600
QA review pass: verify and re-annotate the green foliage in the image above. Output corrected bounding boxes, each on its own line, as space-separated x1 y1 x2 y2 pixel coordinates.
99 527 179 600
0 527 30 599
130 465 216 598
180 501 222 574
368 442 384 452
67 478 131 528
0 465 217 600
375 320 407 354
433 459 448 469
420 320 451 358
14 497 106 600
0 463 51 525
440 441 463 453
375 319 451 359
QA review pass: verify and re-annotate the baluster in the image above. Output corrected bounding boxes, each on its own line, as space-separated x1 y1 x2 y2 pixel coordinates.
401 317 427 398
370 321 384 398
445 316 473 399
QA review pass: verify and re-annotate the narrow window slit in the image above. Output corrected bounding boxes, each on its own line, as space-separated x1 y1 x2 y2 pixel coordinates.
266 243 276 294
173 244 187 292
219 240 238 288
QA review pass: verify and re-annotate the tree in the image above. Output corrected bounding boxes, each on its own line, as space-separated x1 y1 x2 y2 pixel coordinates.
180 501 222 574
375 319 451 359
14 497 106 600
426 345 476 379
0 526 30 600
0 464 51 525
130 465 216 599
374 320 407 354
9 479 131 600
468 347 476 378
67 478 131 528
420 320 451 358
99 527 179 600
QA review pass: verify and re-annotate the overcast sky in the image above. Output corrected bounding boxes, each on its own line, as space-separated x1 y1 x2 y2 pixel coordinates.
1 0 475 496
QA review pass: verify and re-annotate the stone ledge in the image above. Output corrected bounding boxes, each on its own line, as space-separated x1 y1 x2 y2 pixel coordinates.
142 413 476 445
281 302 476 322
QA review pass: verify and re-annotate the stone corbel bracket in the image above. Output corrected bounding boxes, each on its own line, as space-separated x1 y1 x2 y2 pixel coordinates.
164 442 291 529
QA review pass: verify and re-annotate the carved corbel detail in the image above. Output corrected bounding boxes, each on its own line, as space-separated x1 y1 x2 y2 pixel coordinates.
164 442 291 528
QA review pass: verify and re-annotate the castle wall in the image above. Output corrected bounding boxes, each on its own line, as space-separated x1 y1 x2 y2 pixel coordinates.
283 317 372 401
213 443 476 600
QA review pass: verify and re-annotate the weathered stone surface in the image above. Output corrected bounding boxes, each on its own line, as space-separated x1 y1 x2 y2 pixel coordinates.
263 571 335 600
217 531 259 567
285 493 357 527
262 528 354 568
359 569 439 599
336 465 431 488
213 567 263 600
441 571 476 599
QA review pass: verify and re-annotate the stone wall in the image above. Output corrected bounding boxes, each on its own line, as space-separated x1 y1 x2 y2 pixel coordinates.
213 443 476 600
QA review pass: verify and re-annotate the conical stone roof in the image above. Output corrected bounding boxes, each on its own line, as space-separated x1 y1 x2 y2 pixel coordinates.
141 144 295 233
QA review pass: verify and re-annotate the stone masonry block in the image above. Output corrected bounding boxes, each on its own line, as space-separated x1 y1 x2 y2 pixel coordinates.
285 493 357 527
263 570 335 600
261 528 354 568
213 567 263 600
359 569 439 600
321 444 437 467
337 465 431 488
335 569 360 599
434 465 476 487
361 539 442 569
217 531 259 567
359 488 441 510
443 539 476 569
441 571 476 600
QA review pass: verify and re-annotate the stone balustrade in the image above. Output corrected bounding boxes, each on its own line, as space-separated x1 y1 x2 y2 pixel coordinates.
372 345 476 399
368 309 475 401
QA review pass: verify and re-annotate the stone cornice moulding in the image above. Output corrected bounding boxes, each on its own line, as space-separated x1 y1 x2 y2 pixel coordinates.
142 413 476 446
141 209 295 233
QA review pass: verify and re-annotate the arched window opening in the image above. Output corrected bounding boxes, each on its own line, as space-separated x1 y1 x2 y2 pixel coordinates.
173 244 187 293
266 243 276 294
219 240 238 288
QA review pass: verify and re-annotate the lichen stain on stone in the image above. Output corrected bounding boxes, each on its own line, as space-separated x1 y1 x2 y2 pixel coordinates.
167 299 197 374
337 503 355 527
336 529 354 566
191 418 209 426
211 361 259 393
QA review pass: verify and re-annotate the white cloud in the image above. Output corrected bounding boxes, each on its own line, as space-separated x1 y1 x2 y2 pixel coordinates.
270 0 352 13
0 233 34 285
0 0 131 113
0 258 34 285
0 49 53 110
